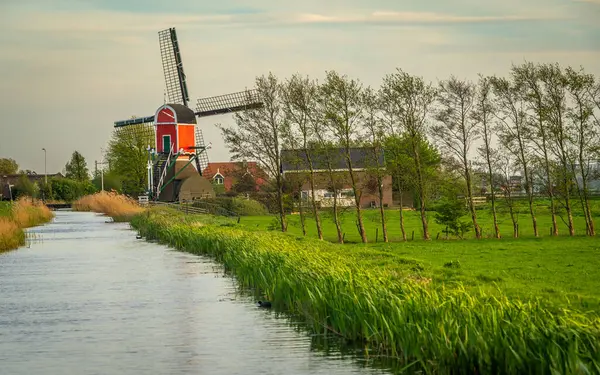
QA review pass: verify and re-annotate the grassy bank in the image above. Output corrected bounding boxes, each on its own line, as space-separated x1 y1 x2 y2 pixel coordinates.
241 205 599 242
0 199 54 252
73 191 145 221
131 208 600 373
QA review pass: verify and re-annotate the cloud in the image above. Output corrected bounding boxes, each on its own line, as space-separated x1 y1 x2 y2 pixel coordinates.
294 10 562 25
2 6 567 37
0 1 598 174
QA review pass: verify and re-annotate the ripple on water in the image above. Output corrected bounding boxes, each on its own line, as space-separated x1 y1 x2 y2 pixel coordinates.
0 211 394 375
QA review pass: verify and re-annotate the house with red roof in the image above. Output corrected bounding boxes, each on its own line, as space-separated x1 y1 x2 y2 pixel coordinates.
202 161 267 192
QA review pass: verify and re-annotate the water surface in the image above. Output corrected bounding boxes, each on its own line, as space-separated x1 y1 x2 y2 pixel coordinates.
0 211 394 374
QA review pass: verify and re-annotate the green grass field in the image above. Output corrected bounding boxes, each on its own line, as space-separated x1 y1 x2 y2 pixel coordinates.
238 206 600 314
240 202 598 241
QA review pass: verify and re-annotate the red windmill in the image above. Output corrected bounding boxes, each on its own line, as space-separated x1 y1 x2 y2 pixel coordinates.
113 27 262 202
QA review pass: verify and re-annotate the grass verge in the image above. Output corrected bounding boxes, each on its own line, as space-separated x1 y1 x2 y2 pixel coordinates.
73 191 145 222
0 198 54 252
131 207 600 374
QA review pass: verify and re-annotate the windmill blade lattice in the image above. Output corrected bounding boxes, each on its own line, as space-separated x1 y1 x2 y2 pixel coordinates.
195 89 262 117
159 28 190 107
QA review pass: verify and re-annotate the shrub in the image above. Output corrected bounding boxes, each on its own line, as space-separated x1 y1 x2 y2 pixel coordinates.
51 178 97 202
229 197 268 216
193 197 268 216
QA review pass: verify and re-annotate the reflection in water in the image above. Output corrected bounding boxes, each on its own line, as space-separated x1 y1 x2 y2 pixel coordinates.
0 211 397 375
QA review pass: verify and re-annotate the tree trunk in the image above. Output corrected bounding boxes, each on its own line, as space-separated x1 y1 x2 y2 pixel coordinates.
332 188 343 243
520 149 538 237
581 179 596 237
561 165 575 236
327 168 344 243
399 187 407 241
507 195 518 238
485 152 500 239
276 175 287 232
577 138 596 236
347 155 367 243
377 176 388 242
411 135 429 240
297 186 306 236
541 140 558 236
306 153 323 240
463 156 481 239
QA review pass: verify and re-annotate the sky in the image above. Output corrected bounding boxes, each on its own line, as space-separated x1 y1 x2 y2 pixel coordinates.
0 0 599 175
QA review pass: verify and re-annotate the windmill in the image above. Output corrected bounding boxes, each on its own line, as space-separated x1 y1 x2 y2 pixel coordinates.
112 27 262 202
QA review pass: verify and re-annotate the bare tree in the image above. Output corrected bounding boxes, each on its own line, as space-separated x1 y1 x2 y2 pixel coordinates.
280 131 307 237
490 76 539 237
538 63 575 236
363 87 388 242
320 71 368 243
565 66 597 236
312 133 345 243
433 76 482 239
281 74 323 239
512 62 559 236
472 75 501 239
380 69 437 240
218 73 288 232
497 150 521 238
380 98 408 241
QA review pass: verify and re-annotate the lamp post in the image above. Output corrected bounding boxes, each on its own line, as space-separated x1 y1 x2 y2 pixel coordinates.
42 148 47 184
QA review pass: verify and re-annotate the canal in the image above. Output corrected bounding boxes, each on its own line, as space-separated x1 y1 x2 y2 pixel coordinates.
0 211 394 374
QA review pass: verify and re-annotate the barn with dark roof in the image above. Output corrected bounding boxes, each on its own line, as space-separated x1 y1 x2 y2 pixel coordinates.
280 147 399 209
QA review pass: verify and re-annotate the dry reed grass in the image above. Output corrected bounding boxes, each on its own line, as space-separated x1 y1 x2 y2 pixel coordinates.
11 198 54 228
0 217 23 252
73 191 145 221
0 198 54 252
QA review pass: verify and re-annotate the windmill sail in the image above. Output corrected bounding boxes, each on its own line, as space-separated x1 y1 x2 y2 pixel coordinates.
159 28 190 107
195 89 262 117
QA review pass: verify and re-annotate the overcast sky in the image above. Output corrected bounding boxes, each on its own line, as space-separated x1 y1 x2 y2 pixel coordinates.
0 0 599 175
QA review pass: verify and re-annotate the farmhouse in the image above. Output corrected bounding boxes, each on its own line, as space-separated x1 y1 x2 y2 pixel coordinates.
280 147 394 209
202 161 267 193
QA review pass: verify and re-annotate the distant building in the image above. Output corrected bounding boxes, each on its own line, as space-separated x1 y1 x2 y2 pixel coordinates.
202 161 267 192
280 147 396 209
574 160 600 193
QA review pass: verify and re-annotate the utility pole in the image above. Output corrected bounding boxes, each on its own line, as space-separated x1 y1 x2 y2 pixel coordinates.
96 148 108 191
42 148 47 184
41 148 47 201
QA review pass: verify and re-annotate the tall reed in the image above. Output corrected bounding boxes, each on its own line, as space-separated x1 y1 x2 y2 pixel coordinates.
0 198 54 252
73 191 144 221
131 209 600 374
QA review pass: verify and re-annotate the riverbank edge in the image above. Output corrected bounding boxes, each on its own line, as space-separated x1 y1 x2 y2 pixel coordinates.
0 200 54 252
130 209 600 374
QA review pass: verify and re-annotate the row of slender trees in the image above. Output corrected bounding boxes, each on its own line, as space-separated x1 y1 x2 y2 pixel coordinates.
218 61 600 243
